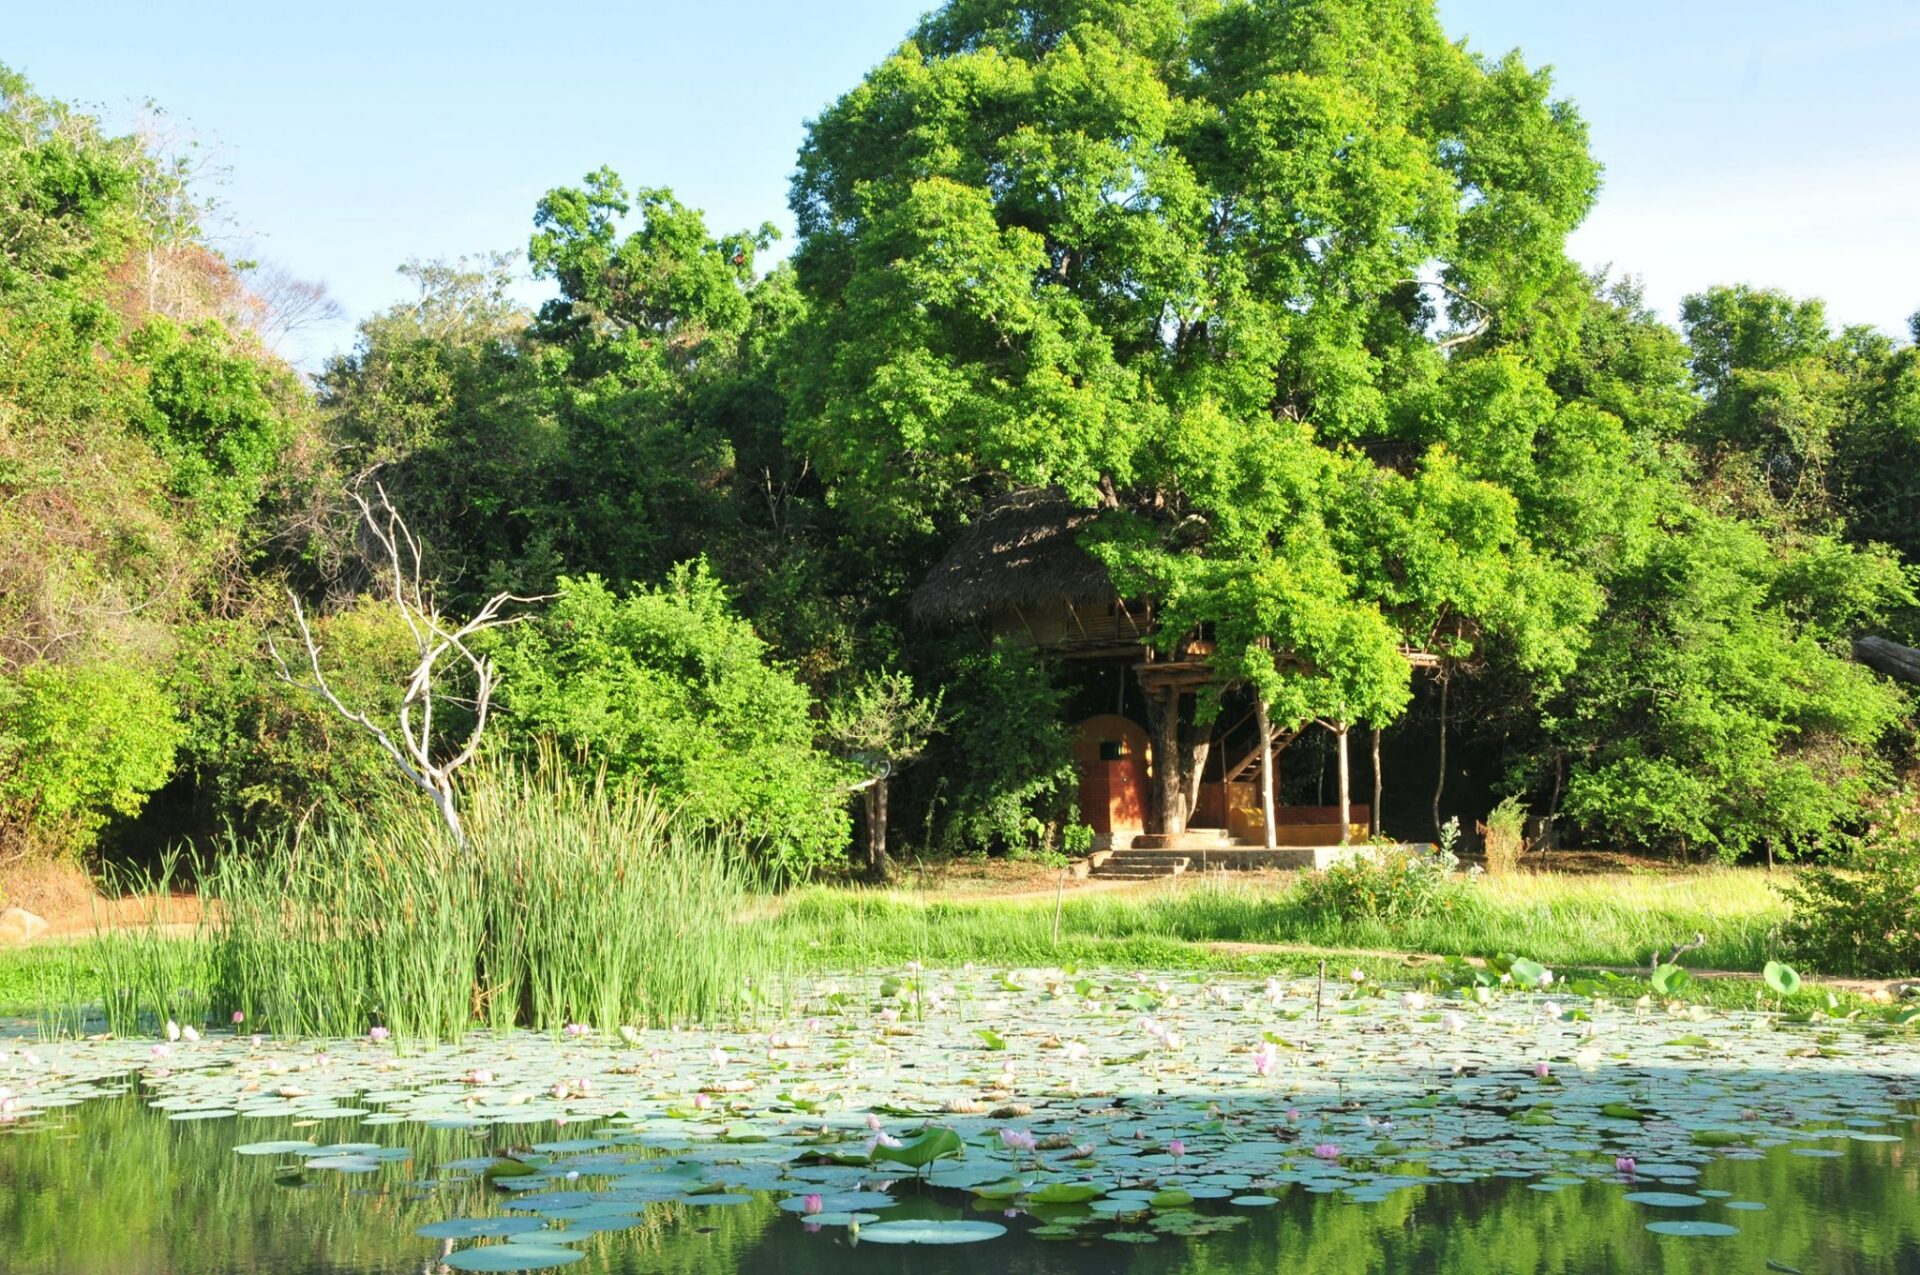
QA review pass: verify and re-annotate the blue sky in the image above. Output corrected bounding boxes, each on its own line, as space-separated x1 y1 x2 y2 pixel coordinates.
9 2 1918 368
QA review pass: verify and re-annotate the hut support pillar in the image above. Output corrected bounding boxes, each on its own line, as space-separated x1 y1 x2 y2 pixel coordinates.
1256 697 1277 851
1370 727 1382 839
1334 721 1353 845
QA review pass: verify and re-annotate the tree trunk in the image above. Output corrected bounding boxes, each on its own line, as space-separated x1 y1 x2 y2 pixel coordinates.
865 782 889 880
1370 727 1382 839
1855 636 1920 683
1256 697 1277 851
1143 685 1212 836
1336 722 1352 845
1146 687 1185 835
1184 713 1212 831
1431 672 1450 839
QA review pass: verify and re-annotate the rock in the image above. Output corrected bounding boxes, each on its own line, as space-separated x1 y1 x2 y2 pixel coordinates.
0 906 48 945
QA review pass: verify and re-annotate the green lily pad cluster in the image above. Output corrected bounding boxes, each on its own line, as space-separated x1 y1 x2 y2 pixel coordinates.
2 963 1917 1262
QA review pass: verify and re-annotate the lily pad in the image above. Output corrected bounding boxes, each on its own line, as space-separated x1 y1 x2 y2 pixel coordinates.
443 1245 586 1272
855 1220 1008 1244
1646 1221 1741 1237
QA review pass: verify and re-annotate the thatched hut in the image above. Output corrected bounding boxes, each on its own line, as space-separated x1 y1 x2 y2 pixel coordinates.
914 491 1257 842
910 490 1153 657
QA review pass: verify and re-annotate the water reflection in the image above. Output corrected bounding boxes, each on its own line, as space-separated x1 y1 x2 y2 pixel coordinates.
0 1092 1914 1275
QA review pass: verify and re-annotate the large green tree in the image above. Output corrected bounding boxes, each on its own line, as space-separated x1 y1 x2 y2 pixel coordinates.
787 0 1605 833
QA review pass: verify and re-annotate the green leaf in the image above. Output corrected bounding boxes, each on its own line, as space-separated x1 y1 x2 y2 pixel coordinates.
1507 957 1548 987
975 1028 1008 1051
1651 964 1691 995
873 1126 964 1170
1762 961 1802 997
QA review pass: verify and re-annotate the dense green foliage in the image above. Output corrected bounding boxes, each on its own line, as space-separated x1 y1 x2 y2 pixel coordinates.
3 3 1919 878
1784 830 1920 977
0 66 313 860
493 568 852 877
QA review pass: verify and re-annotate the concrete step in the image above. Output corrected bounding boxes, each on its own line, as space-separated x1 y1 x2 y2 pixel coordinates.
1093 855 1190 879
1129 830 1235 852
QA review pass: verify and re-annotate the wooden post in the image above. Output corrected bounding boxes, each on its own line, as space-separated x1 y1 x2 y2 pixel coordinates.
866 780 890 880
1256 697 1277 851
1336 721 1352 845
1370 727 1382 839
1431 671 1449 839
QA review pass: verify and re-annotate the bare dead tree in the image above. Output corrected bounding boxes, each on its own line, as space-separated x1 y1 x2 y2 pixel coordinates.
267 485 542 846
239 261 346 351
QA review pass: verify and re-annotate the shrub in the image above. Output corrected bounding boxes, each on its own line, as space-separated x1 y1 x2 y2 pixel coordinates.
0 660 181 857
1296 823 1466 923
493 563 853 878
921 641 1077 858
1782 834 1920 977
1482 795 1527 876
168 604 426 839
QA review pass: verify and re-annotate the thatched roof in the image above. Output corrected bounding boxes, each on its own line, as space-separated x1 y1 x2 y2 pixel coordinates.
911 490 1117 626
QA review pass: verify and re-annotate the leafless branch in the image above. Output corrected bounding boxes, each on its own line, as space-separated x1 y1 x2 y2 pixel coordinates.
268 483 547 846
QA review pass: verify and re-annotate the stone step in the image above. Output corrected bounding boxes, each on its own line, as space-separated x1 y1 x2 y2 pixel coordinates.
1094 858 1191 879
1129 831 1236 851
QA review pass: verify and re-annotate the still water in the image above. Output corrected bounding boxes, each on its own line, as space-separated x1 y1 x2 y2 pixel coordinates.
0 1087 1915 1275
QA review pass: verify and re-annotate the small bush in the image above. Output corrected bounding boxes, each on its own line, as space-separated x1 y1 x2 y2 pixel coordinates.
1782 835 1920 977
1482 795 1527 876
1296 826 1466 923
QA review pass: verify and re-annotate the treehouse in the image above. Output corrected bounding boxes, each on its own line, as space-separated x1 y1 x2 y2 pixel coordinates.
912 491 1379 863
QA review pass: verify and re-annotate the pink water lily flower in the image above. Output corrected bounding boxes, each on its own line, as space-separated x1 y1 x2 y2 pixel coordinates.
1000 1128 1037 1154
802 1193 824 1215
564 1023 590 1038
1312 1143 1341 1160
1168 1138 1186 1159
368 1026 389 1042
1615 1156 1636 1176
1252 1041 1281 1077
1533 1061 1552 1079
692 1092 713 1110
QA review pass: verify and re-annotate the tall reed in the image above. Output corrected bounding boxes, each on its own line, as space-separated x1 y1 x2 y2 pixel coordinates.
201 760 777 1040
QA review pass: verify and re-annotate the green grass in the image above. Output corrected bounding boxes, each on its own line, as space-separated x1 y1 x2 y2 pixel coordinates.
2 847 1864 1031
767 867 1788 973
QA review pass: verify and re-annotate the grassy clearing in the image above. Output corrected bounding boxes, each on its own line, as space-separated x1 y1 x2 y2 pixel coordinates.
768 867 1788 974
0 853 1852 1031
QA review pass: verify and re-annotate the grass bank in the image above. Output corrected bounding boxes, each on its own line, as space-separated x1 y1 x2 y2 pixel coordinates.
766 867 1787 973
2 857 1839 1030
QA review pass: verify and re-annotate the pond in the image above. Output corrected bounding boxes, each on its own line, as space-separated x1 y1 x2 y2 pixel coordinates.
2 966 1918 1274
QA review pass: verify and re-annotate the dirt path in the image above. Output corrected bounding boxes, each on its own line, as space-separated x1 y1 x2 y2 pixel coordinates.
24 894 205 944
